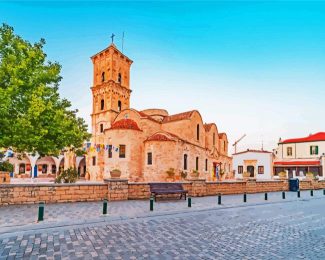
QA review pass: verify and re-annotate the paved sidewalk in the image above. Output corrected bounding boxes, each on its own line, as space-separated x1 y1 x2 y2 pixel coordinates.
1 194 325 259
0 190 323 235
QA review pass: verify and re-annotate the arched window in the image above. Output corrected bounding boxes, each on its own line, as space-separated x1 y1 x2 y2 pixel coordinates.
184 154 188 170
205 159 208 171
196 124 200 141
100 99 104 110
213 133 216 146
118 73 122 84
19 163 25 174
100 124 104 133
42 164 48 174
101 72 105 82
196 157 199 171
224 140 226 151
118 100 122 112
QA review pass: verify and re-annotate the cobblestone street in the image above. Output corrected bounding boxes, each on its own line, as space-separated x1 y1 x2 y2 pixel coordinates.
1 191 325 259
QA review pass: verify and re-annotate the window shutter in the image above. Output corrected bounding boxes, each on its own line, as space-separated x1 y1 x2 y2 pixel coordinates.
316 146 319 155
310 146 312 155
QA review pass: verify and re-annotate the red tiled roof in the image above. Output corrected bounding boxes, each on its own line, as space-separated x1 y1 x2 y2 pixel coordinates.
110 119 141 131
145 131 181 142
204 123 214 132
162 110 195 123
281 132 325 144
218 133 227 139
138 111 160 123
274 160 320 166
146 133 174 142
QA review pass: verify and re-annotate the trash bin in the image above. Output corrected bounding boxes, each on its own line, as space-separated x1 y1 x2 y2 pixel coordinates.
289 178 299 192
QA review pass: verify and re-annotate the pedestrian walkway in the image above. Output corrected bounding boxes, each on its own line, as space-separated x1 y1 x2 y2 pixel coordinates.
1 190 323 235
1 193 325 259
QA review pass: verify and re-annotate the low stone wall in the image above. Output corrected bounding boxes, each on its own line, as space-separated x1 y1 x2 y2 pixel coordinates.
1 179 325 205
0 183 107 205
300 180 325 190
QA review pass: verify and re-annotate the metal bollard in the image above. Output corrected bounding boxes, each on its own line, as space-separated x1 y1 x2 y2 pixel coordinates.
323 189 325 196
150 196 154 211
265 193 268 201
38 202 45 222
218 194 222 205
282 191 286 199
311 190 314 197
297 190 301 198
243 193 247 203
188 197 192 208
103 199 108 215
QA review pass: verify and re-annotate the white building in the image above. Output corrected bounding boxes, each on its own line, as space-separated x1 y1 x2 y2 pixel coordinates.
274 132 325 179
233 149 273 180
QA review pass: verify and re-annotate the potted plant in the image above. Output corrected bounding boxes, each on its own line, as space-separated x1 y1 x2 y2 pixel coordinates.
242 171 250 179
190 169 199 179
110 168 122 179
278 171 287 179
306 172 315 180
166 168 175 178
180 171 187 180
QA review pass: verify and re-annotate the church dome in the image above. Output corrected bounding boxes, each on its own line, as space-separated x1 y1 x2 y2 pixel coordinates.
110 119 141 131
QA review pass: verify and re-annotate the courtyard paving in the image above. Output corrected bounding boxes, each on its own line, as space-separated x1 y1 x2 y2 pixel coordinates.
1 191 325 259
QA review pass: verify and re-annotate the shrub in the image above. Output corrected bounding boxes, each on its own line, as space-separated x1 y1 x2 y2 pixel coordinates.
0 161 14 172
180 171 187 179
55 167 78 183
192 170 199 177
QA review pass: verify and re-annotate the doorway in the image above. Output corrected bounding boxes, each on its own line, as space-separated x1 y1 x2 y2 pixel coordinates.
247 166 254 177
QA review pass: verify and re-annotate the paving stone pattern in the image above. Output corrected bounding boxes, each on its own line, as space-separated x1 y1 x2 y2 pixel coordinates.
1 191 325 259
0 190 322 230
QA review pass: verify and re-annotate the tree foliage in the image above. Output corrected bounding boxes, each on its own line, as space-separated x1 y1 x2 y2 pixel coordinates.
0 24 90 155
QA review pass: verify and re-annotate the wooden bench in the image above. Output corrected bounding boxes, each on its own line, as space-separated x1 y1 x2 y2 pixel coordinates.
149 183 188 201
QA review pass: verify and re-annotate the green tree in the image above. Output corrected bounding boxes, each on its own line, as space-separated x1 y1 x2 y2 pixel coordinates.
0 24 90 156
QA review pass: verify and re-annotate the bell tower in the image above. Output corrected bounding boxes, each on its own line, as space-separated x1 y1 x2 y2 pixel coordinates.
90 43 133 139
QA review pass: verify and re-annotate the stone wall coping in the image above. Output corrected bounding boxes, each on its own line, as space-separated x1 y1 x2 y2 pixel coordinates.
148 181 192 184
0 182 107 188
255 180 286 183
206 181 246 184
127 182 193 185
104 178 129 183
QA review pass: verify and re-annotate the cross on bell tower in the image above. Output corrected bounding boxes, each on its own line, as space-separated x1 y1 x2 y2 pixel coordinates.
110 33 115 43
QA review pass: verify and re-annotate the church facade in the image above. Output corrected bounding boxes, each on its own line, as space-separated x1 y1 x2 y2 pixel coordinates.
86 43 232 182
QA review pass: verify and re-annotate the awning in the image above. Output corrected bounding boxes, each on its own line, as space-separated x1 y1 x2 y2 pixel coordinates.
274 161 321 166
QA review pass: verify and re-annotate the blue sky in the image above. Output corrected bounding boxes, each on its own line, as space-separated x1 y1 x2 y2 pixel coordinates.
1 1 325 153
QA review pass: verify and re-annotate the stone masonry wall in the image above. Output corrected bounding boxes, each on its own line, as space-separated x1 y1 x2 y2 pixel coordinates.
1 179 325 205
0 183 107 205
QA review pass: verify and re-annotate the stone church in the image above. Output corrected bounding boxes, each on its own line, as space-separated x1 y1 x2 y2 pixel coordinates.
86 43 232 182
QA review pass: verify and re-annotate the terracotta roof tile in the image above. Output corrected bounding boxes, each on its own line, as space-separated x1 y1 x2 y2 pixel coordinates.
281 132 325 144
162 110 195 123
110 119 141 131
204 123 214 132
138 111 160 123
146 133 174 142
